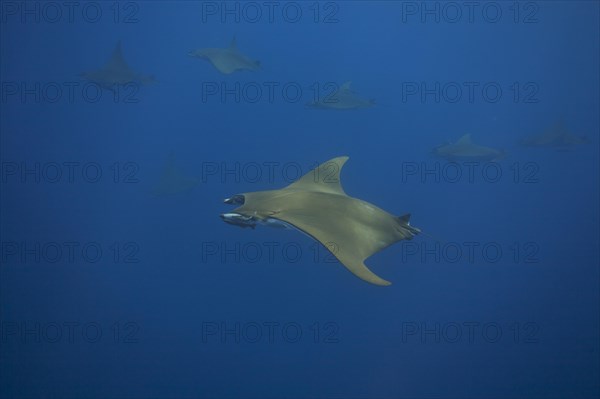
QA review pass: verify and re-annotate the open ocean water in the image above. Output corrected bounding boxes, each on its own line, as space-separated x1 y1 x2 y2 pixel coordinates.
0 1 599 398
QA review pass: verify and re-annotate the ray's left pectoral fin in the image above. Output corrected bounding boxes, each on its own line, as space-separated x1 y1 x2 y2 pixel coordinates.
274 212 392 286
335 252 391 286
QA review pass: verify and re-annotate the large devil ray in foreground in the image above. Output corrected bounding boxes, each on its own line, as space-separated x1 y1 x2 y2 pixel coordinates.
220 156 420 286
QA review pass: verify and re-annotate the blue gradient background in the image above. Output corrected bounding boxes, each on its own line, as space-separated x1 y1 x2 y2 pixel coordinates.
1 2 599 398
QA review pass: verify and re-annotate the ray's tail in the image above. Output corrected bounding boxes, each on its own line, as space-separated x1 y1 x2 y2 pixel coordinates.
397 213 421 238
397 214 448 243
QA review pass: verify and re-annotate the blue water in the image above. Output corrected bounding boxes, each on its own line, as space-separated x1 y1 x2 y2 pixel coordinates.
1 2 599 398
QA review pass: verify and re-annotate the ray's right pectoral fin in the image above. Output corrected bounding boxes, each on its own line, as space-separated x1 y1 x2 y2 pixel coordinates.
274 204 391 287
335 252 391 286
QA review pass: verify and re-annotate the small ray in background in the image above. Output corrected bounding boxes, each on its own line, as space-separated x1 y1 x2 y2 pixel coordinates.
433 134 506 162
520 120 590 151
80 40 155 92
306 81 376 110
188 36 261 74
152 152 199 197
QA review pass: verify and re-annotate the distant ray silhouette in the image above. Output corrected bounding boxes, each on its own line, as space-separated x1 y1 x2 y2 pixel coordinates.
520 120 590 150
433 134 506 162
188 36 260 74
81 40 155 91
152 152 199 196
306 81 376 110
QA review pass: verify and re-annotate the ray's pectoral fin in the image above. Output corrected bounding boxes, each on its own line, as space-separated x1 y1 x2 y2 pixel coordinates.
284 156 349 195
274 212 393 286
334 251 392 286
311 226 392 286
